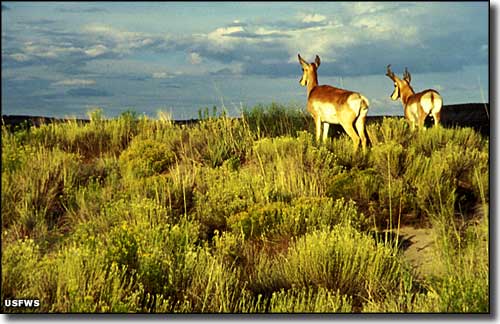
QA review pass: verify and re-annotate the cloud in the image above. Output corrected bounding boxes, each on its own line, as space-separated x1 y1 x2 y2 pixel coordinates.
66 88 111 97
9 53 31 62
301 13 326 23
81 23 166 55
84 44 109 57
189 52 202 65
2 2 487 83
191 4 486 77
152 72 171 79
53 79 96 86
58 7 108 13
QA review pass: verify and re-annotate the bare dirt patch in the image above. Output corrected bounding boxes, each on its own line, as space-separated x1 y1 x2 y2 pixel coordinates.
397 226 442 279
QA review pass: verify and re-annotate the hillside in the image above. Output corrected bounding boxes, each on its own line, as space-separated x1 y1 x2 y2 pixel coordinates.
1 103 489 313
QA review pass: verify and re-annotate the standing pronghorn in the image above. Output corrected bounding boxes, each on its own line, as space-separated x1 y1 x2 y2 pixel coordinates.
298 54 369 152
385 65 443 130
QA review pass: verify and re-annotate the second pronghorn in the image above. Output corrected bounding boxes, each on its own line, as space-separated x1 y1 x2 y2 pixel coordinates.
298 54 369 152
386 65 443 130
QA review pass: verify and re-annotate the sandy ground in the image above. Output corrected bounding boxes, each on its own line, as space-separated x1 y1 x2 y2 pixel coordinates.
397 226 441 279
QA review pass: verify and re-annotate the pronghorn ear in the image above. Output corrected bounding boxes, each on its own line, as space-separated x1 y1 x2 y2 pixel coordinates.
315 55 321 68
298 54 307 66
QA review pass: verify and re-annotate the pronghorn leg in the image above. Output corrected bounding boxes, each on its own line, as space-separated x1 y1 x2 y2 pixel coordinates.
354 115 367 152
342 121 360 152
315 116 322 143
432 110 441 127
322 122 330 143
418 111 427 130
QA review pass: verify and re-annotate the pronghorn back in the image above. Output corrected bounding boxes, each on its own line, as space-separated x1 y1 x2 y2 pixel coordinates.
308 85 368 118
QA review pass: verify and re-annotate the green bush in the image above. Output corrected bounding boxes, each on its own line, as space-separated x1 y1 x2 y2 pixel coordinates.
263 287 353 313
228 197 367 239
243 102 312 139
119 138 177 178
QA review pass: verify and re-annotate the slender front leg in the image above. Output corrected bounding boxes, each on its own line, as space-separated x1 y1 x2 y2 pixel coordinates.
322 122 330 143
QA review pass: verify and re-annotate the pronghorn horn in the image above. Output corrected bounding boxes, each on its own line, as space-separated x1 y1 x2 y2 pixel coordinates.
298 54 307 65
315 55 321 68
386 64 396 80
404 67 411 83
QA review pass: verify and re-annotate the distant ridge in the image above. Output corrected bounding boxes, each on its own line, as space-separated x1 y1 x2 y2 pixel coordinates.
2 103 489 136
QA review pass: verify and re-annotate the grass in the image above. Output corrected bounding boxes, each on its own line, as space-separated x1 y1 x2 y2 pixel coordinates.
1 104 489 313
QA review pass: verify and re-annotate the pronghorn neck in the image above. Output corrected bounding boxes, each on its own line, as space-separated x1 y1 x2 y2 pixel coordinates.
400 83 415 106
306 72 319 98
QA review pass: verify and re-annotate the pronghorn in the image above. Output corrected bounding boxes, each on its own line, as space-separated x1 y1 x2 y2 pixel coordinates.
385 65 443 130
298 54 369 152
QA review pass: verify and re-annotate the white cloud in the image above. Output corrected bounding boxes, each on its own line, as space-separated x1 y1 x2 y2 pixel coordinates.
84 44 108 57
207 26 245 47
189 52 202 65
21 42 83 60
152 72 170 79
82 23 162 55
52 79 96 86
302 13 326 23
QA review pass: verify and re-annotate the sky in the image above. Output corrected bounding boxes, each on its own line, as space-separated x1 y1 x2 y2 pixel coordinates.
1 1 489 120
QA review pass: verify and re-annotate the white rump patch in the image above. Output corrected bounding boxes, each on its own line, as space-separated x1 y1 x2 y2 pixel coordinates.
347 95 362 117
421 92 442 115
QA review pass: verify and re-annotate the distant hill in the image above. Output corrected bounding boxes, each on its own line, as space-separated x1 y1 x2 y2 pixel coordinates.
366 103 490 136
2 103 490 136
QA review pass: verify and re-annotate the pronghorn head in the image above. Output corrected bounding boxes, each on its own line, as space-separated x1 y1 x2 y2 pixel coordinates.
298 54 321 87
386 64 412 101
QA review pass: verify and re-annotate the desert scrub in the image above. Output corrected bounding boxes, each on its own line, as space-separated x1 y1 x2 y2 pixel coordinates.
411 125 487 158
250 132 344 197
249 225 408 308
119 137 177 178
242 102 312 139
21 109 142 160
192 165 271 236
174 246 246 312
1 105 489 313
51 241 142 312
366 117 413 147
135 220 201 308
325 134 370 170
261 287 353 313
2 145 82 242
228 197 367 239
180 117 253 168
405 142 480 217
1 238 41 303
